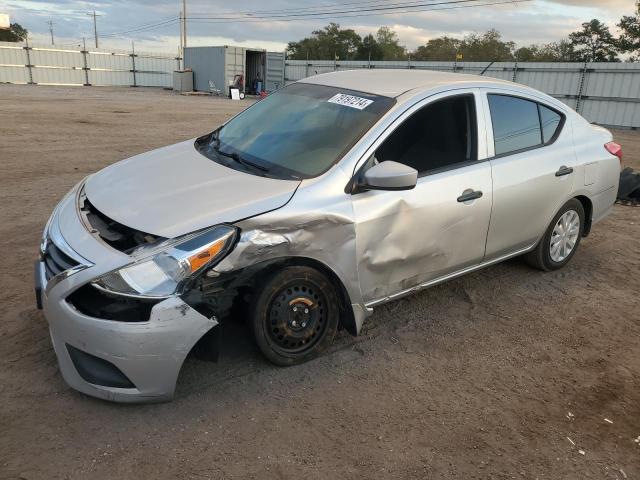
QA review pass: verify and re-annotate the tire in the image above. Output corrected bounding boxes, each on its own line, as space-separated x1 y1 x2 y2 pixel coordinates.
250 266 340 366
525 198 585 271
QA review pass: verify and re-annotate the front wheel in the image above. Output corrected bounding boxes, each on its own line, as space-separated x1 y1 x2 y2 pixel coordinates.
525 198 585 271
250 266 340 366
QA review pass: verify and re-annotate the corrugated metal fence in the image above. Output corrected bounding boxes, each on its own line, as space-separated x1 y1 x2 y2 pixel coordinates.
285 60 640 128
0 41 180 88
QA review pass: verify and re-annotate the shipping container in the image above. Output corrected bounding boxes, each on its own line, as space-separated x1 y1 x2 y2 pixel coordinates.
183 45 285 95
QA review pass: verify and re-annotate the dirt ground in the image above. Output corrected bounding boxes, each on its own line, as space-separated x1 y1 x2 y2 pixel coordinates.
0 85 638 480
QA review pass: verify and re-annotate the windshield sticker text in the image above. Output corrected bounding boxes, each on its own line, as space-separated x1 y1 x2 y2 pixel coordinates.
328 93 374 110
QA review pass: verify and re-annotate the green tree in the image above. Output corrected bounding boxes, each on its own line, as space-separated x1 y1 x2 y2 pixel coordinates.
618 1 640 60
568 19 619 62
412 36 461 61
286 23 362 60
356 34 384 61
514 45 541 62
460 29 515 61
514 40 576 62
375 26 406 60
0 22 28 42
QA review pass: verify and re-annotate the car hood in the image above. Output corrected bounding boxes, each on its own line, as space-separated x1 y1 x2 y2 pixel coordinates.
84 139 300 238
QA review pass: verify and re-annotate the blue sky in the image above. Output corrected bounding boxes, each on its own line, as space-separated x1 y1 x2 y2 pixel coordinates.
3 0 637 52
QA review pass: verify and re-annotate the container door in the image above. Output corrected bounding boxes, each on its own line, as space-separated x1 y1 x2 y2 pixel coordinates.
225 46 245 95
265 51 285 92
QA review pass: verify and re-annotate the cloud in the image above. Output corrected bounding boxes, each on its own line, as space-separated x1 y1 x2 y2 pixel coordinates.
6 0 638 53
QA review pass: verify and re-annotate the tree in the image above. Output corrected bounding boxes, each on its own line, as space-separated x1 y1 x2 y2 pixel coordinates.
412 36 461 61
0 23 28 42
618 1 640 60
375 26 407 60
568 19 619 62
356 34 384 61
287 23 362 60
460 29 515 61
514 40 577 62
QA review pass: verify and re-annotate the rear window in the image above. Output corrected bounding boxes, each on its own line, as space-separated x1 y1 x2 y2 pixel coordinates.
540 105 562 143
488 95 541 156
488 94 565 157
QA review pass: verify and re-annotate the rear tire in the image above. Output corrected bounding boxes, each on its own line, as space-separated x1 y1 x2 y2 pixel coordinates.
250 266 340 366
525 198 585 271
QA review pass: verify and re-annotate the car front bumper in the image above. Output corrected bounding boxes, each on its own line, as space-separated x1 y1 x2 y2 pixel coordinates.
37 184 217 403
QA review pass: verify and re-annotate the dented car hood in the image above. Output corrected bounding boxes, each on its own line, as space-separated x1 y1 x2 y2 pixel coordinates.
84 140 300 238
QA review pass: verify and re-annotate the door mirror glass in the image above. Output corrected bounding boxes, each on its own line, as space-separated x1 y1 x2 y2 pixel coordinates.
361 161 418 191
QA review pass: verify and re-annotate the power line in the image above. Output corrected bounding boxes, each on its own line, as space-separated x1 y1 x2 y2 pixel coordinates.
185 0 530 23
100 17 179 38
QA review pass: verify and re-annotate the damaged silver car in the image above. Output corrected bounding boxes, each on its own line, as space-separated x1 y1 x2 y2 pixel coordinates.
35 70 622 403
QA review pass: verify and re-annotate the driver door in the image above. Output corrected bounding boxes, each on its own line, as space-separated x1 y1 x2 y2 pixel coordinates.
351 91 493 304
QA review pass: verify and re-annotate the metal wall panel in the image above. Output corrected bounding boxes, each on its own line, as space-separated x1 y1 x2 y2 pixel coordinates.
31 67 85 85
88 70 132 86
0 65 29 83
0 42 178 88
136 72 172 87
284 60 640 127
0 44 28 65
30 48 84 68
88 51 131 70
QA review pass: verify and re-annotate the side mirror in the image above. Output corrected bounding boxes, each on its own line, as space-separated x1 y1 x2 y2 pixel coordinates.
361 161 418 191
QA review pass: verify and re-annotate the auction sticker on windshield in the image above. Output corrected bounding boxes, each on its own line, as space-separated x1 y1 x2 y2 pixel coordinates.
328 93 374 110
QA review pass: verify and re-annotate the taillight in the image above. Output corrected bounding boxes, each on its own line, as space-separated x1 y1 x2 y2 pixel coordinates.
605 141 623 162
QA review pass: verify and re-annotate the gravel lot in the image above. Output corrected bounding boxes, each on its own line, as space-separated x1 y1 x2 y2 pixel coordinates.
1 85 639 480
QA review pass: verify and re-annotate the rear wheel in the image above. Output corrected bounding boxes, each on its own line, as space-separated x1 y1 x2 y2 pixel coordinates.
251 266 340 366
525 198 585 271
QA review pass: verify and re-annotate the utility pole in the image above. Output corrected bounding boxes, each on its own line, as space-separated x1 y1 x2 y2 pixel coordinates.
182 0 187 48
87 10 100 49
47 20 54 46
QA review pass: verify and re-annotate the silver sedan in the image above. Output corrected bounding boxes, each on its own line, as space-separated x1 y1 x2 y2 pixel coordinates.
36 70 622 402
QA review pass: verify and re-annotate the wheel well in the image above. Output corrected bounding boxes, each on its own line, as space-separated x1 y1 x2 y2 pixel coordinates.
247 257 358 336
574 195 593 236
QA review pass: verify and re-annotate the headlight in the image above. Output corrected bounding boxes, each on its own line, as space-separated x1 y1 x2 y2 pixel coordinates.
92 225 237 298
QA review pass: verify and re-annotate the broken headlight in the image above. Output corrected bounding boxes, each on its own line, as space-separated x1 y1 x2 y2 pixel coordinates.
92 225 237 298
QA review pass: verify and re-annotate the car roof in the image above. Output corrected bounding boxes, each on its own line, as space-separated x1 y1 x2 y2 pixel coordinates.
298 69 518 98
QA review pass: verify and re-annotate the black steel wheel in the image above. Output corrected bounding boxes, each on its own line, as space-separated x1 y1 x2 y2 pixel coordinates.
251 266 340 366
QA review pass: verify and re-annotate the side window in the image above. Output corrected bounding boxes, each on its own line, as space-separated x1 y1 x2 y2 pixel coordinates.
375 95 477 175
488 94 541 156
540 105 562 143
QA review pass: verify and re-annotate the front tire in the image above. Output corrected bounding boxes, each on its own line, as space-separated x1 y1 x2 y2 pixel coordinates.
250 266 340 366
525 199 585 271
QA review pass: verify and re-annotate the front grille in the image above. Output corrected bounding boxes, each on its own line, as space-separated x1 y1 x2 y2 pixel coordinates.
43 239 80 281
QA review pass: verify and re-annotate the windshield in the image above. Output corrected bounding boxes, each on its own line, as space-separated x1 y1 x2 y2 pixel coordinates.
196 83 395 179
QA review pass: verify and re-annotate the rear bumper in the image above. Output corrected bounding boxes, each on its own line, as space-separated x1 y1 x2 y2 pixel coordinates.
37 184 217 403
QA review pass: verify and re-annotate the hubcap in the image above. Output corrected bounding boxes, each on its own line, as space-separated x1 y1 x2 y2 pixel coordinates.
550 210 580 262
266 282 327 354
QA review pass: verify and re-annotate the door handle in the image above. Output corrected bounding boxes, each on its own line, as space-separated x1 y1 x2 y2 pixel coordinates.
457 190 483 203
555 166 574 177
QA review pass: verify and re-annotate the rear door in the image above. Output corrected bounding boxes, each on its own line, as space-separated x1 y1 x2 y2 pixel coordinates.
483 91 575 260
351 90 493 304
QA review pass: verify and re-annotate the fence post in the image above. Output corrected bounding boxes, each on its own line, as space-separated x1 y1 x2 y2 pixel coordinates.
575 61 589 114
81 38 90 86
512 61 518 82
24 38 34 85
130 41 137 87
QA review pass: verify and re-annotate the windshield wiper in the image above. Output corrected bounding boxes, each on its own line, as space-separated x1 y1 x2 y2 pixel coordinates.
214 146 270 173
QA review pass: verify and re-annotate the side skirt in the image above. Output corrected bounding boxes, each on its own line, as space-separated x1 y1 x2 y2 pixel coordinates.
364 244 536 309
